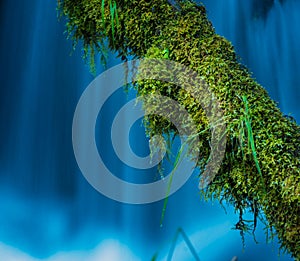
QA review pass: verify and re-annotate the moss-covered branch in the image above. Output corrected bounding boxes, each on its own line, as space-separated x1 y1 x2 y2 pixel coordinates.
58 0 300 259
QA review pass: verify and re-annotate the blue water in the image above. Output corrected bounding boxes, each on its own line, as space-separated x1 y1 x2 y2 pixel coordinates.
0 0 298 260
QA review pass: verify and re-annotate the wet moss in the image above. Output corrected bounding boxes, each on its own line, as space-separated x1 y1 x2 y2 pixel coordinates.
58 0 300 258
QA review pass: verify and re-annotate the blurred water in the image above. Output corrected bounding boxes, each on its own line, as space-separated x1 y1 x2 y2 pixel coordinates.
202 0 300 120
0 0 298 260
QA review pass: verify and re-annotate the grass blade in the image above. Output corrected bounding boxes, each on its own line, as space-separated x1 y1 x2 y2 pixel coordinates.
242 96 266 194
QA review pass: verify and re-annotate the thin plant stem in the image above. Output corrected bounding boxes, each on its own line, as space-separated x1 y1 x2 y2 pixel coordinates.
242 95 266 195
167 228 201 261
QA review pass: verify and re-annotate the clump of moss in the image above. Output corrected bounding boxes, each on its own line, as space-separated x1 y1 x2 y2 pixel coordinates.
58 0 300 259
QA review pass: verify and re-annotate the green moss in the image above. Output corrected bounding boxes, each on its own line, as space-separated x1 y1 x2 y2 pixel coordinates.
58 0 300 259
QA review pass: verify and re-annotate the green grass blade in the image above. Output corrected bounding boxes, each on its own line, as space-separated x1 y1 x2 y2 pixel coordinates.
109 0 115 45
113 1 119 26
242 96 266 194
160 142 185 226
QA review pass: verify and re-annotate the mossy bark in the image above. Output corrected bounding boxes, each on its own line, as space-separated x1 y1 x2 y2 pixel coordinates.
58 0 300 259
